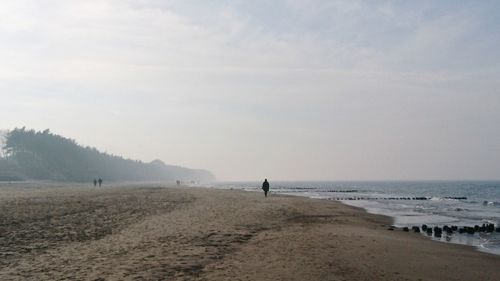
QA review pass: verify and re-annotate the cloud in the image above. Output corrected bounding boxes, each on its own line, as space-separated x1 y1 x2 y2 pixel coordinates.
1 0 499 180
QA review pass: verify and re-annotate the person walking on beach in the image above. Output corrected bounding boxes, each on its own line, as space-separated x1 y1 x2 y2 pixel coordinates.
262 179 270 197
93 179 97 187
98 178 103 187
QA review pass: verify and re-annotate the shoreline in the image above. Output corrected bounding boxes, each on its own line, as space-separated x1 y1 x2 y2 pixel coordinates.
211 183 500 256
337 198 500 255
1 184 499 280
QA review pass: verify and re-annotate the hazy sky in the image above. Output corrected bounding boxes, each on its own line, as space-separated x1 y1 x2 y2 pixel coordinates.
1 0 499 181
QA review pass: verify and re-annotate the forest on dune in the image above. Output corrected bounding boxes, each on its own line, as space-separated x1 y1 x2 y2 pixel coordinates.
0 128 215 183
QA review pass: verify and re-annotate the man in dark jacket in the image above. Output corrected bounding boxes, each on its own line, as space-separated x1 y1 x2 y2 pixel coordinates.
262 178 270 197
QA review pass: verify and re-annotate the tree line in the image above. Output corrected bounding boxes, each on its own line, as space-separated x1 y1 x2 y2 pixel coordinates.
0 128 215 183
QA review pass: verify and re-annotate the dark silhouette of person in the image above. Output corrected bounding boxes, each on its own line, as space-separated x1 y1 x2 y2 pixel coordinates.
98 178 103 187
93 179 97 187
262 179 270 197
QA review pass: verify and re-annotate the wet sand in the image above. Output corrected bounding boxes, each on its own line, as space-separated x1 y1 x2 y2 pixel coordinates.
0 184 499 280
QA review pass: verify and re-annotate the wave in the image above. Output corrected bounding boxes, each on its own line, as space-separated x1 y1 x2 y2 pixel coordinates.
482 201 500 207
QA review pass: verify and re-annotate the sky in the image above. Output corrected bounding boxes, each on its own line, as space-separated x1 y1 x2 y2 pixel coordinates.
1 0 499 181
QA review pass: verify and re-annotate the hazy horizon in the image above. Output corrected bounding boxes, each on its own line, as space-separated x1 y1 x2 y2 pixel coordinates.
1 1 499 181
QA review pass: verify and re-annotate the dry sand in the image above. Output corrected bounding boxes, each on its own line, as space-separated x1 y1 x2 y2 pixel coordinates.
0 184 499 281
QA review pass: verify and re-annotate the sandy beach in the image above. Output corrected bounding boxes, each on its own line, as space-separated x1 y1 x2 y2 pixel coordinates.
0 184 499 281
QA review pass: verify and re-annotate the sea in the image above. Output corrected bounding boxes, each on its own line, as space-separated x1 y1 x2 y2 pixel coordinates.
212 181 500 256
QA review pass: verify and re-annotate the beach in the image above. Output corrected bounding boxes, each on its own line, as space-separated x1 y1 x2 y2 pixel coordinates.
0 184 499 280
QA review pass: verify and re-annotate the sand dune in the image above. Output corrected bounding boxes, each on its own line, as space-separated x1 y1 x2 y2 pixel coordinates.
0 184 498 280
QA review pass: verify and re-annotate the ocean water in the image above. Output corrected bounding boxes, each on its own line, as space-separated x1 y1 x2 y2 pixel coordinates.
213 181 500 255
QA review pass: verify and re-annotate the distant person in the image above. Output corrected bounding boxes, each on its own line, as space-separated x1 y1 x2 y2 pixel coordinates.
98 178 103 187
262 179 270 197
93 179 97 187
